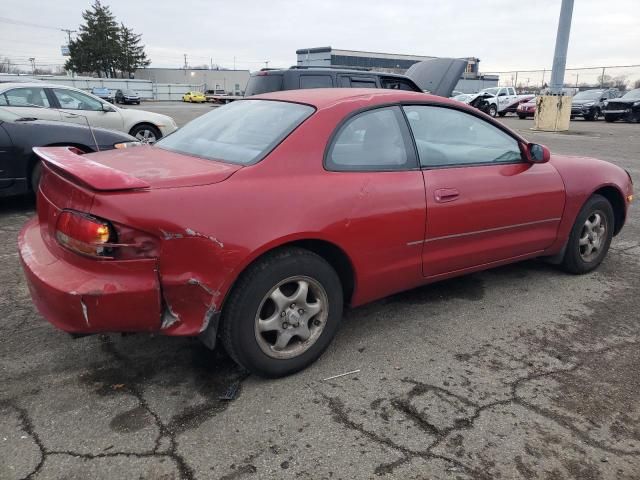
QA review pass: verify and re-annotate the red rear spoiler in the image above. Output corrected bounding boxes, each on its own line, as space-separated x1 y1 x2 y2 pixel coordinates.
33 146 150 191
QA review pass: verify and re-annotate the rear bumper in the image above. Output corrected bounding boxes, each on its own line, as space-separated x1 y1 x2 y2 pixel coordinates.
18 217 162 334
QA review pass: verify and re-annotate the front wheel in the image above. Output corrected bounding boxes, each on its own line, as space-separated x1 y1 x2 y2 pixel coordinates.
518 114 526 119
498 111 506 117
586 108 600 121
604 115 617 123
220 248 343 377
488 104 497 117
560 194 614 274
130 124 161 144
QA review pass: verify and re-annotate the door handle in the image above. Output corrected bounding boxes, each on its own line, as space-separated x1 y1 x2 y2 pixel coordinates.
434 188 460 203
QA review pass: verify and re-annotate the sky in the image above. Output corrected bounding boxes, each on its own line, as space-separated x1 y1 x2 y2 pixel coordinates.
1 0 638 74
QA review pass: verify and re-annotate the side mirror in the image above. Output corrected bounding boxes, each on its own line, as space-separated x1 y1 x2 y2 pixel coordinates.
102 103 115 112
529 143 550 163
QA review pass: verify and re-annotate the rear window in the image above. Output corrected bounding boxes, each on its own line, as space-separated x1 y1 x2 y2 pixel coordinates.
155 100 314 165
245 74 284 96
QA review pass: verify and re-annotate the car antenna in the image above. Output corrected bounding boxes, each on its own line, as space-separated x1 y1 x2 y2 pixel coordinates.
23 102 100 152
57 109 100 152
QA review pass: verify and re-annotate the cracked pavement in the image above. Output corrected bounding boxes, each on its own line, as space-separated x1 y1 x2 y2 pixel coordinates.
1 111 639 479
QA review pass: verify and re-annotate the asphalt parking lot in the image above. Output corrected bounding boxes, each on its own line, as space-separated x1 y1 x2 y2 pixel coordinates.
1 102 639 480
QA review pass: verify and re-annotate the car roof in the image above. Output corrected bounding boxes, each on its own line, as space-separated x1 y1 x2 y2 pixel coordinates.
251 88 452 109
254 68 411 79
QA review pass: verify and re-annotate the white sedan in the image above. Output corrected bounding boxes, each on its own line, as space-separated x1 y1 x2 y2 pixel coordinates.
0 83 177 143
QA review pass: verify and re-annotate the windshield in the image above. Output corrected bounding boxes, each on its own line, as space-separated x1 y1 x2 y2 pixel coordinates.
155 100 314 165
574 90 603 100
123 90 137 95
245 74 284 96
622 89 640 100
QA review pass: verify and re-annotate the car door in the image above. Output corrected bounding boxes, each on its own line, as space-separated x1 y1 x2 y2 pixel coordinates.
324 106 426 301
0 87 62 122
0 123 15 190
496 87 512 112
49 88 124 132
402 104 566 278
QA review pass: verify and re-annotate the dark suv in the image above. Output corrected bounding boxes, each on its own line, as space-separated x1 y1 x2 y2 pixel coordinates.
245 66 423 97
570 88 620 121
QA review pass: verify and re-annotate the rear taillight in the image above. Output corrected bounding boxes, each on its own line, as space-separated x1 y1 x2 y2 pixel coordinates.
55 210 159 260
56 211 113 258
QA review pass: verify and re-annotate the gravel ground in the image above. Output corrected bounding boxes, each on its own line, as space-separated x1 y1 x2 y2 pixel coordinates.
1 104 639 480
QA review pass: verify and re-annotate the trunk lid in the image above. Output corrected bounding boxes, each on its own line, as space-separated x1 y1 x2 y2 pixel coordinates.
34 145 242 191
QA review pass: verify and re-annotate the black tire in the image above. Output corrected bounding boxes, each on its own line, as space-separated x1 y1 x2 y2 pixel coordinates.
604 115 617 123
498 111 506 117
560 194 614 274
488 104 497 117
585 108 599 121
518 114 526 119
130 124 162 144
30 160 42 193
220 247 343 377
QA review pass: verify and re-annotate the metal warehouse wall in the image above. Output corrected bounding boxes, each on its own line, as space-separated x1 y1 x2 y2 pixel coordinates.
134 69 250 94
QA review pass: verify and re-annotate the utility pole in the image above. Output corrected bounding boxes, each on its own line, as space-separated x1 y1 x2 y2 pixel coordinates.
549 0 575 94
265 60 269 69
60 28 76 44
210 57 213 70
183 54 188 69
29 57 36 75
233 56 236 70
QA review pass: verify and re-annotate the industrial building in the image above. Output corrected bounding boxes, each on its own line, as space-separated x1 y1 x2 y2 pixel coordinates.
134 68 250 95
296 47 498 92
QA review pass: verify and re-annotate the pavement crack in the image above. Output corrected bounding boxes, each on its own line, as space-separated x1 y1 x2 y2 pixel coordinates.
0 400 46 480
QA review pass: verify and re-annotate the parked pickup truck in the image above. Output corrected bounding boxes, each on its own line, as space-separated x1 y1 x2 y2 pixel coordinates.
468 87 531 117
205 90 243 104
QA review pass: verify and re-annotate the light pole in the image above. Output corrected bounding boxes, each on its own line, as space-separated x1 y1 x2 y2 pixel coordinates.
29 57 36 75
549 0 575 94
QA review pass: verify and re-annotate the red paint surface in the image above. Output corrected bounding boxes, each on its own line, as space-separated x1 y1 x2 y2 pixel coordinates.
19 89 633 337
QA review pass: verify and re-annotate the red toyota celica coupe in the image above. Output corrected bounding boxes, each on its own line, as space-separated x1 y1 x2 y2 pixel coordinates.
19 89 633 377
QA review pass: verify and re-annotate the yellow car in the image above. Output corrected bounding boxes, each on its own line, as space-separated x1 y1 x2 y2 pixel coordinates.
182 91 206 103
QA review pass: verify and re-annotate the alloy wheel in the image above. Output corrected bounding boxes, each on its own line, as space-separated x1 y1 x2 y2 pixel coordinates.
579 211 607 262
135 129 157 144
254 276 328 359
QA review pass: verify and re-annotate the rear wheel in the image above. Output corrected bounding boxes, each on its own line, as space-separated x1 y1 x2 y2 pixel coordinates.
560 194 614 274
220 248 343 377
498 111 506 117
518 114 526 119
130 124 161 144
604 115 617 123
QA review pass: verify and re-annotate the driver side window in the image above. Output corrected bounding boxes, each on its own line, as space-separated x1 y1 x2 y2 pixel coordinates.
52 88 103 111
403 105 522 168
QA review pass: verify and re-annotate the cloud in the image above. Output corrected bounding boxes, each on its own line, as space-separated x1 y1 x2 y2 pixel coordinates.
1 0 638 73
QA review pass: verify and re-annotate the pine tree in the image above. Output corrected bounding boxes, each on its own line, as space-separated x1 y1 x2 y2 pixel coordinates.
65 1 150 78
118 23 150 78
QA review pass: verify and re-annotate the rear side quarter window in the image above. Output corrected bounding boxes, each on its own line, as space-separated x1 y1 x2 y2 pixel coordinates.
325 106 417 171
299 75 334 89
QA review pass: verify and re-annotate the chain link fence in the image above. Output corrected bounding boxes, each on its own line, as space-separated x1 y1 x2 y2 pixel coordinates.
483 65 640 94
